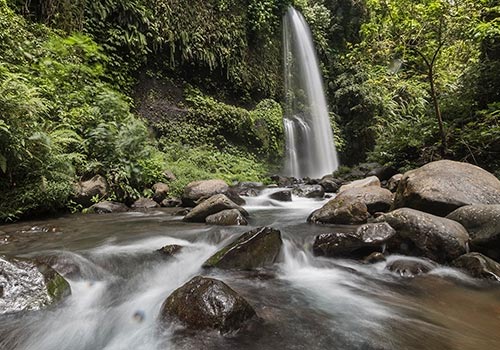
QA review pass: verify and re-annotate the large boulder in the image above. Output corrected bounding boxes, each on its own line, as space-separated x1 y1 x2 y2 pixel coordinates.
307 196 369 225
375 208 470 263
292 185 325 198
319 175 342 193
159 276 256 333
393 160 500 216
312 223 396 258
73 175 108 207
182 179 229 207
338 176 381 194
0 256 71 314
152 182 170 203
89 201 129 214
269 190 292 202
203 227 282 269
452 253 500 281
183 194 248 223
335 186 393 214
446 205 500 261
367 166 399 182
205 209 248 226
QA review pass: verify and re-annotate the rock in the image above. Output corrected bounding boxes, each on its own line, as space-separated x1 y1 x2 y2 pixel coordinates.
388 174 403 192
163 170 176 182
223 188 246 206
336 186 393 214
452 253 500 281
394 160 500 217
307 196 370 225
183 194 248 223
270 175 296 187
161 198 182 207
338 176 381 193
203 227 282 269
239 188 260 197
386 258 437 278
159 276 256 333
312 223 396 258
152 182 170 203
205 209 248 226
182 179 229 207
131 198 160 209
319 175 341 193
157 244 183 257
363 252 386 264
73 175 108 207
89 201 129 214
0 256 71 314
367 166 399 182
269 190 292 202
292 184 325 198
446 205 500 261
174 208 191 216
375 208 470 263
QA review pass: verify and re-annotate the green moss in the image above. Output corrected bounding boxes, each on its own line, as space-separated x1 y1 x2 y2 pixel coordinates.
46 273 71 301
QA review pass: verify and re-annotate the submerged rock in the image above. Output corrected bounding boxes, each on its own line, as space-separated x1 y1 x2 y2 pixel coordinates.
312 223 396 258
394 160 500 216
183 194 248 223
446 205 500 261
203 227 282 269
452 253 500 281
375 208 470 263
386 258 437 278
156 244 183 257
0 256 71 314
338 176 381 194
269 190 292 202
336 186 393 214
89 201 129 214
159 276 256 333
307 196 369 225
205 209 248 226
292 184 325 198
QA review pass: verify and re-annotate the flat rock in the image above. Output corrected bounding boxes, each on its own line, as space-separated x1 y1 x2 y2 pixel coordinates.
452 252 500 281
307 196 369 225
205 209 248 226
159 276 256 333
203 227 282 269
183 194 248 223
336 186 393 214
375 208 470 263
394 160 500 216
338 176 381 193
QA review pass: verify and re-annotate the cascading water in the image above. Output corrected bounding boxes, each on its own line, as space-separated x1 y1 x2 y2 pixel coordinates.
283 7 339 179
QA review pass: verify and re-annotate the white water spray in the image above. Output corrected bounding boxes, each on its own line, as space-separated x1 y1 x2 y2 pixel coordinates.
283 7 339 179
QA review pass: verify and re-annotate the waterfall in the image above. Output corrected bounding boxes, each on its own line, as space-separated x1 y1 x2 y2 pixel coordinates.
283 7 339 179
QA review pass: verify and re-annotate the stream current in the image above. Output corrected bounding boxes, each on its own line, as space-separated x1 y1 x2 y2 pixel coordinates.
0 190 499 350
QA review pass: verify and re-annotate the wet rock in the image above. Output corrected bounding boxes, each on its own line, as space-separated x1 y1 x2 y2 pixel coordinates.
174 208 191 216
89 201 129 214
73 175 108 207
319 175 341 193
338 176 381 193
161 198 182 207
205 209 248 226
367 166 399 182
203 227 282 269
0 256 71 314
292 184 325 198
152 182 170 203
183 194 248 223
312 223 396 258
270 175 296 187
375 208 470 263
235 182 263 197
269 190 292 202
386 258 437 278
159 276 256 333
451 253 500 281
363 252 386 264
131 198 160 209
182 179 229 207
446 205 500 261
34 254 81 279
394 160 500 217
388 174 403 192
157 244 183 257
307 196 369 225
336 186 393 214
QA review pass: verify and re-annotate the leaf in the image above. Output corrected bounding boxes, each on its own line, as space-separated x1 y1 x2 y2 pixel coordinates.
0 153 6 173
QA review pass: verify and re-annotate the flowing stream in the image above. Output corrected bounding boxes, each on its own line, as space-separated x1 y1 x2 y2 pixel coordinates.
283 7 339 179
0 192 500 350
